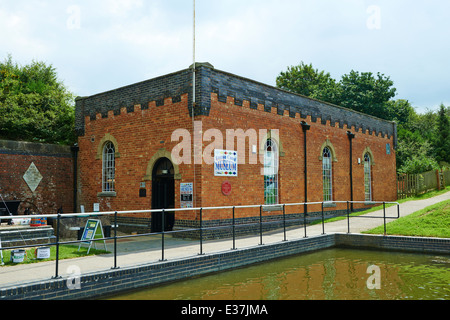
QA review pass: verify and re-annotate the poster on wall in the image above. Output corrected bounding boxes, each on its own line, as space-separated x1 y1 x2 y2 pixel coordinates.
263 150 277 175
214 150 238 177
180 183 193 208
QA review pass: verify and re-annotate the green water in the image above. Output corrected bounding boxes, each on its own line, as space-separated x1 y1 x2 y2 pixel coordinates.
108 248 450 300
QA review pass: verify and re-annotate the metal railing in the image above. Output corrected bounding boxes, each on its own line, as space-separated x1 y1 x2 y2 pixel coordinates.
0 200 400 279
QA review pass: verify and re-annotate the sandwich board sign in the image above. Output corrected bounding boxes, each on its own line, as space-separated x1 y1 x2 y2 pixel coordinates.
78 219 106 254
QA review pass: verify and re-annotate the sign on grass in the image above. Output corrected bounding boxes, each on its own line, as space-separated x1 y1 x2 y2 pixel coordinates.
78 219 107 254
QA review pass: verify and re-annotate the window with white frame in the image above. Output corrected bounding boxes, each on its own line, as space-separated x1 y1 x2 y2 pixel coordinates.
322 147 333 202
102 141 116 192
264 139 279 205
364 153 372 201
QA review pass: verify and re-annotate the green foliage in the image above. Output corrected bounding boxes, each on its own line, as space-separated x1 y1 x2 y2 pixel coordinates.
396 105 449 172
276 62 341 104
276 62 396 119
276 61 449 174
384 99 416 126
398 154 440 174
0 55 76 145
338 70 396 119
396 126 438 173
1 245 109 267
433 104 450 164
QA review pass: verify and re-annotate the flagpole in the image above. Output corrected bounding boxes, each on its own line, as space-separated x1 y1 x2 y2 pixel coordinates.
193 0 196 109
192 0 196 208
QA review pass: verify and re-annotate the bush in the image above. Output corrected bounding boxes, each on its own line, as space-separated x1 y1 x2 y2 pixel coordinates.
398 155 440 174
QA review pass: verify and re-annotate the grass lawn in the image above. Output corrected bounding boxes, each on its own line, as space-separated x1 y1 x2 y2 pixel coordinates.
1 244 109 267
310 186 450 226
363 199 450 238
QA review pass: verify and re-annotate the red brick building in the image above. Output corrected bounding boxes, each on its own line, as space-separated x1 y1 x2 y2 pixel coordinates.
75 63 397 234
0 140 75 217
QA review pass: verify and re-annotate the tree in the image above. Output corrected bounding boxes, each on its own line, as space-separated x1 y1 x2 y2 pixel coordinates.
276 62 341 105
338 70 397 119
276 63 397 120
396 127 439 174
0 55 75 145
433 104 450 164
398 155 440 174
407 109 437 142
276 62 448 173
384 99 415 125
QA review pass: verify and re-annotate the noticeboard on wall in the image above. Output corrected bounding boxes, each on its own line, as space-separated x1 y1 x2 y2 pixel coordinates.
180 183 193 208
214 149 238 177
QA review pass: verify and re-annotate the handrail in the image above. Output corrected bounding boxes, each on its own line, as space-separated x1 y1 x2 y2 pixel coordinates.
0 200 400 280
6 200 400 220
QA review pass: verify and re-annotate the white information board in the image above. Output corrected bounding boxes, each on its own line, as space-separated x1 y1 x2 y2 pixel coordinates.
214 149 238 177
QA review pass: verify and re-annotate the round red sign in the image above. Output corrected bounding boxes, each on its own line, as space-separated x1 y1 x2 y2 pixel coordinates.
221 181 232 196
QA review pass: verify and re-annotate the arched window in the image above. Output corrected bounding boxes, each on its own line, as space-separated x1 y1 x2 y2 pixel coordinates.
102 141 116 192
322 147 333 202
264 139 278 205
364 153 372 201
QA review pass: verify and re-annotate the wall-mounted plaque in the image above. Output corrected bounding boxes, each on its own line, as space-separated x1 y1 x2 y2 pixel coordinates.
23 162 43 192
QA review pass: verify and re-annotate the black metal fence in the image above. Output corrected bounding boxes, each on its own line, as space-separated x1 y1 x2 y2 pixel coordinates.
0 200 399 279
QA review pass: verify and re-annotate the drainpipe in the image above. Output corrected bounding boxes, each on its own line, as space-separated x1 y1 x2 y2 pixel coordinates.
71 143 79 213
301 121 310 217
192 0 197 209
347 131 355 212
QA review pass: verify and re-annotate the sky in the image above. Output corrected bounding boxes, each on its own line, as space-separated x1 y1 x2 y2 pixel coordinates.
1 0 449 114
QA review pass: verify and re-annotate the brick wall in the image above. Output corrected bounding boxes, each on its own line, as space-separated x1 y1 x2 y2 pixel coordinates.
195 91 397 220
77 94 196 218
0 140 75 216
75 63 397 230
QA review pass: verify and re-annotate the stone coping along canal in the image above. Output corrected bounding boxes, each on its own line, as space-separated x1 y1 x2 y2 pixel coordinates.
1 233 449 300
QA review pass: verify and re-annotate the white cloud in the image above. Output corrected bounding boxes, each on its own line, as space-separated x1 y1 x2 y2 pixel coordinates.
0 0 449 112
102 0 144 17
0 6 51 60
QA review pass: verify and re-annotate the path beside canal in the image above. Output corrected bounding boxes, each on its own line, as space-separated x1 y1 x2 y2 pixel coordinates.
1 191 449 289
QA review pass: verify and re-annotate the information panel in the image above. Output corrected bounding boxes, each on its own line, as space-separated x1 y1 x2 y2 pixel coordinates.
180 183 193 208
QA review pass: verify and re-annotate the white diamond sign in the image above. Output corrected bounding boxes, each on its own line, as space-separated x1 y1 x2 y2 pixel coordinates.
23 162 43 192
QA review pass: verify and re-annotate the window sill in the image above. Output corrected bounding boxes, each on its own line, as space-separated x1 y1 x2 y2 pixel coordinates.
364 201 376 205
323 202 336 208
263 205 283 212
97 191 117 197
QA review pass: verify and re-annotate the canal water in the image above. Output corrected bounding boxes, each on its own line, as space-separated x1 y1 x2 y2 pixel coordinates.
108 248 450 300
